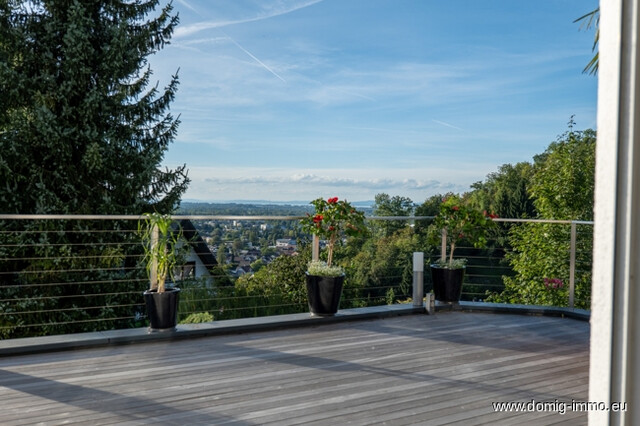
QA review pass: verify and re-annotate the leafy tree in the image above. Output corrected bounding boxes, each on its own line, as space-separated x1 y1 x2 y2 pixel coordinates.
349 227 423 304
234 248 311 316
414 193 452 237
488 126 596 309
232 239 244 256
529 127 596 221
467 162 536 219
216 248 227 267
250 259 265 273
0 0 188 337
372 193 414 237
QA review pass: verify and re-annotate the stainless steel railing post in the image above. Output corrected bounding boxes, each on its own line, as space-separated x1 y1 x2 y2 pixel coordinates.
569 221 577 309
413 252 424 309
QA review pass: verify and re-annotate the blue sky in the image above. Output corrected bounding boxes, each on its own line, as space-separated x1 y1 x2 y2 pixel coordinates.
151 0 598 203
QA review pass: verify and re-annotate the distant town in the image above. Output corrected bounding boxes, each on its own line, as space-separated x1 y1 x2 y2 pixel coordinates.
177 202 373 279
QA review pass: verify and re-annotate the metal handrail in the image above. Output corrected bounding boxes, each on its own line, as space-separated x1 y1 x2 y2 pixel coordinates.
0 213 595 224
0 214 593 339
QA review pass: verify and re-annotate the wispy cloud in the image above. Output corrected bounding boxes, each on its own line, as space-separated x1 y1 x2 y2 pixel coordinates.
432 119 465 131
188 172 466 202
180 166 474 201
174 0 324 38
176 0 199 15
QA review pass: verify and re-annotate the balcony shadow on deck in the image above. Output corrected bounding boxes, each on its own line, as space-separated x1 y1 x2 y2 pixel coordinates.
0 301 589 357
0 369 249 425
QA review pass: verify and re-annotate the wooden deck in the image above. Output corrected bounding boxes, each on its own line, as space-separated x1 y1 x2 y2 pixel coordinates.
0 312 589 425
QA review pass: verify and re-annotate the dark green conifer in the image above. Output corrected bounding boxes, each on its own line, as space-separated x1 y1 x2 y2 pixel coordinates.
0 0 189 337
0 0 188 214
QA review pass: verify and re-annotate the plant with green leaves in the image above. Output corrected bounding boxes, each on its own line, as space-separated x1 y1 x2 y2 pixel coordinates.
428 195 497 268
574 8 599 76
138 213 184 293
487 125 595 309
300 197 368 272
306 260 344 277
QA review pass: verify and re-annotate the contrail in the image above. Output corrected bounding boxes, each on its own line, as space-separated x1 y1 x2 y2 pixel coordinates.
223 32 286 83
432 119 464 131
177 0 200 15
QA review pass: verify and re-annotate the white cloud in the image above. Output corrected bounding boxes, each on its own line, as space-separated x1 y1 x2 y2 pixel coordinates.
178 166 485 202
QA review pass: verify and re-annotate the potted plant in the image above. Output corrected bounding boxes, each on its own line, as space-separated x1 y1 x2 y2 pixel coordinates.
428 196 497 302
138 212 184 331
300 197 368 316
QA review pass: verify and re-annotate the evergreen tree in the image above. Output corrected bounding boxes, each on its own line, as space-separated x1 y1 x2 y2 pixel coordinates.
0 0 188 215
0 0 189 337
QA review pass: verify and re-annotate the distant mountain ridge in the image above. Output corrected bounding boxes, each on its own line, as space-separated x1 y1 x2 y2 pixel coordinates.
181 199 374 207
178 200 375 216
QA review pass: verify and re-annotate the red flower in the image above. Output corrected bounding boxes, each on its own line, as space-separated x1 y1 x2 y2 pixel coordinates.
328 226 335 231
483 210 498 219
544 278 564 289
328 197 339 204
313 214 323 223
452 206 459 211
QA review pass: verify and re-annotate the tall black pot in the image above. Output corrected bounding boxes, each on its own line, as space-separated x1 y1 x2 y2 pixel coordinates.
430 265 465 302
305 273 344 317
143 287 181 331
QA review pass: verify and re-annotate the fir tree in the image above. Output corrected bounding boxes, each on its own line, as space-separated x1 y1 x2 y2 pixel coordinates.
0 0 189 337
0 0 188 215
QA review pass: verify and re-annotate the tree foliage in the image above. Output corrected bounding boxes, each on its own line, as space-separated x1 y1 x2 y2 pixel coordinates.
487 126 595 308
468 162 536 219
0 0 189 337
0 0 189 215
371 194 414 237
349 227 424 304
235 249 310 312
530 127 596 221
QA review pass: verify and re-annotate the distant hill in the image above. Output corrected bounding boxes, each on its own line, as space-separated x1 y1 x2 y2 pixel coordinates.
178 201 374 216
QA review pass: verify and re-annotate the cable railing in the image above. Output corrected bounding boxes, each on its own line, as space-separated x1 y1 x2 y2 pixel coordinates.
0 214 593 339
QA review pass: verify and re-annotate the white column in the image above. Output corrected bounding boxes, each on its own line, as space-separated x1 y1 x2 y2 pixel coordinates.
590 1 640 424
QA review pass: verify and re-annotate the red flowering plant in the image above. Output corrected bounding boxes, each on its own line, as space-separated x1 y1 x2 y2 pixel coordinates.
428 195 497 268
300 197 368 275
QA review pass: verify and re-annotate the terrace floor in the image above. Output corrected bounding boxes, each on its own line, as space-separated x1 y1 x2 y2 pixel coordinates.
0 311 589 425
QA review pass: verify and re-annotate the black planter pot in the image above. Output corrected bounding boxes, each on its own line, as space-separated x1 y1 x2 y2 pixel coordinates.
143 287 181 331
305 273 345 317
430 265 465 302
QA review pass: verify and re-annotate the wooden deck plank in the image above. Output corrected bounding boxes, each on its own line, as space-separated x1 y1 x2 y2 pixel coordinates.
0 312 589 425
